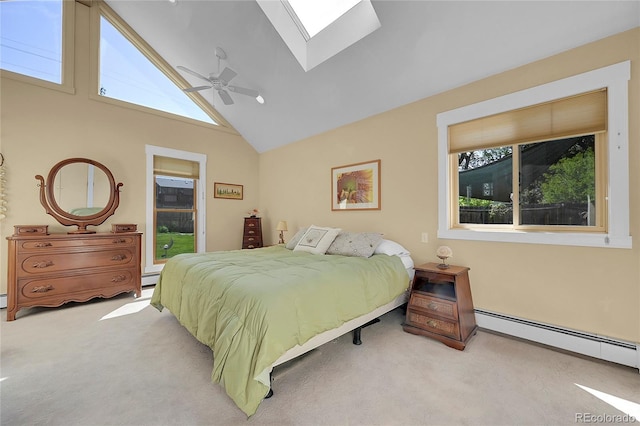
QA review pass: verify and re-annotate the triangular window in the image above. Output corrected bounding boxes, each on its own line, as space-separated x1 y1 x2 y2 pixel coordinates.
98 13 217 125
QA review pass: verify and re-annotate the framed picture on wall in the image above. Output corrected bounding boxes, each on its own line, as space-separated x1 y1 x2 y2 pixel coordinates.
331 159 381 211
214 182 243 200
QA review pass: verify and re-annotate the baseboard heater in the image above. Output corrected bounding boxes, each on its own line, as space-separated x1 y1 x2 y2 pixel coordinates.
475 309 639 370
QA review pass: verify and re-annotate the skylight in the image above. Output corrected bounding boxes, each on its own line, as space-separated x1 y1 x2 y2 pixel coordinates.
286 0 361 40
257 0 380 71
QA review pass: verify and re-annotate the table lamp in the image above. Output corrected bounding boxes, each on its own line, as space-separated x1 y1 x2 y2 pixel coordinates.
276 221 288 244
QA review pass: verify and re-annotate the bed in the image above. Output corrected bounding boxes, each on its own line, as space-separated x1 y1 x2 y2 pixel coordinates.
150 236 412 417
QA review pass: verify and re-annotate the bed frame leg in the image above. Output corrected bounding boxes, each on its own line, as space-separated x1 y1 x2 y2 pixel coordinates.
352 318 381 345
265 372 274 399
353 327 363 345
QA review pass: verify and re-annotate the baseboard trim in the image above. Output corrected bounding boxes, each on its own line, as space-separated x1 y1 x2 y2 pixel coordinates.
475 309 639 370
142 273 159 287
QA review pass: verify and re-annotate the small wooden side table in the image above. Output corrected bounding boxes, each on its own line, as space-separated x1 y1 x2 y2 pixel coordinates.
402 262 477 350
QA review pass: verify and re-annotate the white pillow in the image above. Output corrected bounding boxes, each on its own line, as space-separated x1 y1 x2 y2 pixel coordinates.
285 227 308 250
374 239 411 256
293 225 341 255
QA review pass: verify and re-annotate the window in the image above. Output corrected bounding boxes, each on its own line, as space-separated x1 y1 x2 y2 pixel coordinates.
0 0 74 92
286 0 361 40
453 89 606 231
437 61 631 248
256 0 380 71
146 146 206 274
154 160 197 262
93 4 221 126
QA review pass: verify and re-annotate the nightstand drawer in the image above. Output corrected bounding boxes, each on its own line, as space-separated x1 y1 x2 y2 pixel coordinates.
406 310 460 340
409 292 458 321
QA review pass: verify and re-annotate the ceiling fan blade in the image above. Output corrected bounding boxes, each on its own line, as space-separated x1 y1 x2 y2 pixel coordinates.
177 66 211 83
183 85 212 93
218 89 234 105
227 85 259 98
218 67 237 85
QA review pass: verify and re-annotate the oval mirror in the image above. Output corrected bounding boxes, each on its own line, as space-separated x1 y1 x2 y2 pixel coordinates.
36 158 123 233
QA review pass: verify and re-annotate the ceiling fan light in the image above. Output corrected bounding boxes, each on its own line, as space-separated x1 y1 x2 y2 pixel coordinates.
256 95 265 104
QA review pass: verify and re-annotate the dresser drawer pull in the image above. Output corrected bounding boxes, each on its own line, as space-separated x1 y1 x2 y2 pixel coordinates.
248 223 255 227
112 238 127 244
111 275 127 283
24 228 38 233
32 285 54 293
34 242 53 248
247 230 255 234
427 302 438 310
427 320 438 328
247 245 255 249
33 260 54 268
111 254 127 261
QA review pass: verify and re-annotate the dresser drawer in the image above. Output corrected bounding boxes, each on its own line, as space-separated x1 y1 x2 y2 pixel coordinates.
18 236 136 252
406 310 461 340
13 225 49 236
244 218 260 227
244 228 260 237
242 237 262 249
18 247 136 275
409 293 458 321
18 269 136 301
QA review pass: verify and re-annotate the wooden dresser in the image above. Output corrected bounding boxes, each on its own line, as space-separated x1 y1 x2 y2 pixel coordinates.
402 262 477 350
242 217 263 249
6 231 142 321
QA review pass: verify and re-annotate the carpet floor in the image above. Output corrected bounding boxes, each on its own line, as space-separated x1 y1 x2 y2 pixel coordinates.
1 288 638 425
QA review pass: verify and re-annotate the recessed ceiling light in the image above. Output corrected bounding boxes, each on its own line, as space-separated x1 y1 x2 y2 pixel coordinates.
256 95 265 104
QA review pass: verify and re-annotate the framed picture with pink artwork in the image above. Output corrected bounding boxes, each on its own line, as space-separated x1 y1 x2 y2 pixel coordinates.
331 159 381 211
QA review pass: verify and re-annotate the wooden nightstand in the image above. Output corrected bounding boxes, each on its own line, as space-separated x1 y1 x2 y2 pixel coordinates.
242 217 263 249
402 262 477 350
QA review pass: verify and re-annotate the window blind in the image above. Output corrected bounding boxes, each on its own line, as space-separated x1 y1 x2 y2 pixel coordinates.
449 89 607 153
153 156 199 179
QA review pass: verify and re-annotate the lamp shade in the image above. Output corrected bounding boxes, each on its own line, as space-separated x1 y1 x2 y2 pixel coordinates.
276 221 288 231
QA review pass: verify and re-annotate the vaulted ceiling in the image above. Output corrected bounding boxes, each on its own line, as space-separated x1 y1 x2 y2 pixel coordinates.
105 1 640 153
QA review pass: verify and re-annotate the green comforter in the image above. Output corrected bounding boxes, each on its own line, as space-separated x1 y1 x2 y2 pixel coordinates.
150 245 409 416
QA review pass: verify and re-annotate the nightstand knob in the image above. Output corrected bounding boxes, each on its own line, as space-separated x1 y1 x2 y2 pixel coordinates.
427 302 438 310
427 320 438 328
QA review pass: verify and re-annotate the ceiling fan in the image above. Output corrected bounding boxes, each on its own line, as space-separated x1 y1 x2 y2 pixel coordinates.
177 47 264 105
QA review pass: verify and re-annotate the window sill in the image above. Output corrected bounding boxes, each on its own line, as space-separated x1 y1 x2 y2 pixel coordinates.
437 228 632 249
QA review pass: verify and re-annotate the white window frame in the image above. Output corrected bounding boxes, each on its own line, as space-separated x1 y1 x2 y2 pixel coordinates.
0 0 75 94
437 61 631 249
145 145 207 274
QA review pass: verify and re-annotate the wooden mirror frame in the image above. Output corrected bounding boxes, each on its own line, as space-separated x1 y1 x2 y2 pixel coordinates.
35 158 123 234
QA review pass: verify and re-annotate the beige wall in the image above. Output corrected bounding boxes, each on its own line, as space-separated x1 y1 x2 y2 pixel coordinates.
0 2 260 293
260 28 640 343
2 3 638 344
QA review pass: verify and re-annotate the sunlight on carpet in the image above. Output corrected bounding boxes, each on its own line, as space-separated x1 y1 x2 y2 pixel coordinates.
99 287 154 321
575 383 640 420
